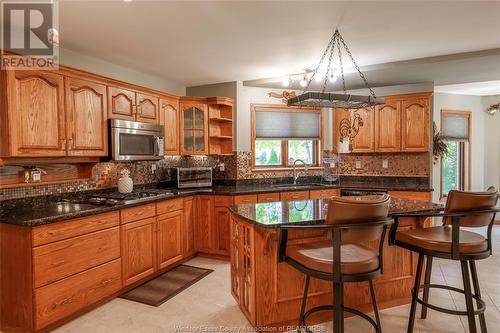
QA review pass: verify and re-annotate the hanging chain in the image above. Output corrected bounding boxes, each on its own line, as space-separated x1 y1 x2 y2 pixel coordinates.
335 31 347 95
321 33 337 93
337 32 377 99
303 31 336 93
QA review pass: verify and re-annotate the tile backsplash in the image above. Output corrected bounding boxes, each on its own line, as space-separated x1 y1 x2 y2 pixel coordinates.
0 150 430 201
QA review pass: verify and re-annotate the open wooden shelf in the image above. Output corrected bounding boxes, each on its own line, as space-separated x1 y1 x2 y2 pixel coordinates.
208 97 234 155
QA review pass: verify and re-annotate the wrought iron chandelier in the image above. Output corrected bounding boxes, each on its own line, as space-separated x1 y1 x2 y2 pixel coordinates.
287 29 384 109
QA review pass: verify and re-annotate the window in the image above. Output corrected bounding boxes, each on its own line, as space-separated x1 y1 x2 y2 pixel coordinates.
440 110 471 198
251 105 322 169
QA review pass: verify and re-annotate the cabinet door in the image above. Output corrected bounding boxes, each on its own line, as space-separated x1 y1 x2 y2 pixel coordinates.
136 92 159 124
183 197 196 256
180 102 208 155
402 97 430 152
5 70 66 156
160 98 180 155
197 196 214 252
214 206 230 255
333 108 375 152
157 210 183 269
65 77 108 156
375 100 401 152
107 86 136 121
121 217 156 286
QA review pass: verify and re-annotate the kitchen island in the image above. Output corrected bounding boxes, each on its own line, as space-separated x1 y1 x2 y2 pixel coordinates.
228 197 442 328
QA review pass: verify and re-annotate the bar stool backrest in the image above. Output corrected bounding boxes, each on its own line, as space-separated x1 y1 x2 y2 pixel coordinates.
326 194 391 243
443 187 498 227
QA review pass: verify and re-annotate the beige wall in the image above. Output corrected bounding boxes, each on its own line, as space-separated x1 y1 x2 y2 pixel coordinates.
59 48 186 95
482 95 500 193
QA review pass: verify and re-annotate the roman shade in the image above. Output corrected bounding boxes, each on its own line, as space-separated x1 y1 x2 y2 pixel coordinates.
254 108 320 139
442 113 470 141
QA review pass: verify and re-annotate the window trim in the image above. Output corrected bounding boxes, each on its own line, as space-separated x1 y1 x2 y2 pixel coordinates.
250 104 323 171
440 109 471 200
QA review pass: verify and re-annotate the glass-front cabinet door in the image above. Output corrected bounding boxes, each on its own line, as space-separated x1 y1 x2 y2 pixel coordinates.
180 101 208 155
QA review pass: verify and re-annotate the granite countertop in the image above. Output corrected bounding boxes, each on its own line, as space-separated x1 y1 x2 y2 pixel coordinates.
0 178 433 227
229 197 443 228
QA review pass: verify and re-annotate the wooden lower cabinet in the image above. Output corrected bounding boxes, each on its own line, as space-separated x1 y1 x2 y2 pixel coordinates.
280 190 310 201
34 259 122 330
257 192 280 203
197 196 214 252
121 217 157 286
309 188 339 200
157 210 183 269
183 196 196 256
213 195 233 256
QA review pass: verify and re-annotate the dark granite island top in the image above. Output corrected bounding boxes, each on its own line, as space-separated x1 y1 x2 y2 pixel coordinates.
229 197 443 228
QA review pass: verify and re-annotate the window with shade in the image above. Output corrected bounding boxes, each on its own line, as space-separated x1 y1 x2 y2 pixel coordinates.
440 110 471 198
251 105 322 168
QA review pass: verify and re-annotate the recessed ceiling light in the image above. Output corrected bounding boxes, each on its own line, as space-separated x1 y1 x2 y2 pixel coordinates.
123 0 133 2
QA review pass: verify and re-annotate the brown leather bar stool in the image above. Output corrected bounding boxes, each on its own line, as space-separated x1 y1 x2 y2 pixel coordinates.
278 195 393 333
389 188 499 333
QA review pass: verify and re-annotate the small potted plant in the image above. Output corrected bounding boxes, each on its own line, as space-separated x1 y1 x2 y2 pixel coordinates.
433 122 448 165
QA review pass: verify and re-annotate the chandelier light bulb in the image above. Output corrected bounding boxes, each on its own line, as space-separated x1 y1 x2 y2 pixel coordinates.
314 72 324 83
282 76 291 87
299 75 308 87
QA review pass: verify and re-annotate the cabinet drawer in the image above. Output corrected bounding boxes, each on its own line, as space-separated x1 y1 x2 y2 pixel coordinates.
157 198 183 215
280 191 310 201
257 192 280 203
33 227 120 288
34 259 122 330
32 211 119 246
233 194 258 205
121 203 156 224
309 189 340 200
388 191 431 201
214 195 233 207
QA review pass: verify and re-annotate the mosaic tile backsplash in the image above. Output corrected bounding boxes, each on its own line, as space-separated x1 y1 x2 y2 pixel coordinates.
0 151 430 201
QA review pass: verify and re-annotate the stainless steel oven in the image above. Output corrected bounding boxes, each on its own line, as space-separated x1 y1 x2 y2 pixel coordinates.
176 167 212 188
110 119 164 161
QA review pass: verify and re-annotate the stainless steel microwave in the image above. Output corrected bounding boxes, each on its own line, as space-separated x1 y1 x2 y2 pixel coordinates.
110 119 164 161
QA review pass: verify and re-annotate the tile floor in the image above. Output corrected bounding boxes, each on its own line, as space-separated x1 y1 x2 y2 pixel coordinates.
51 226 500 333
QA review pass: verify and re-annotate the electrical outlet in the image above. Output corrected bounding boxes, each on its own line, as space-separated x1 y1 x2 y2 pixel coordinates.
151 164 157 174
219 163 225 172
382 160 388 169
329 161 336 168
355 160 362 169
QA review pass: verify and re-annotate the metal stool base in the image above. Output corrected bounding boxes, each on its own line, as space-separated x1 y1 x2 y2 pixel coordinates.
417 283 486 316
298 305 380 333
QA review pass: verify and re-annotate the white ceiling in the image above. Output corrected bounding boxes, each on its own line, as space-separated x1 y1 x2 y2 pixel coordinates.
58 0 500 87
435 80 500 96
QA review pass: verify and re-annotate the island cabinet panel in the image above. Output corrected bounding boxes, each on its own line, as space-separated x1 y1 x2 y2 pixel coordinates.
375 100 402 152
160 97 180 155
229 212 425 328
121 217 157 286
33 227 120 288
309 188 339 200
65 77 108 156
197 196 214 252
183 196 197 256
279 191 309 201
34 259 122 330
4 70 66 157
401 96 430 152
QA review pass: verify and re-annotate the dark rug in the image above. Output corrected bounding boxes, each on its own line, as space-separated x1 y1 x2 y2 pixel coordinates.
119 264 214 306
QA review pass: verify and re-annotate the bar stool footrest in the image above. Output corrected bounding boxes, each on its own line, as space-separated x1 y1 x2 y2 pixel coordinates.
416 283 486 316
299 304 379 333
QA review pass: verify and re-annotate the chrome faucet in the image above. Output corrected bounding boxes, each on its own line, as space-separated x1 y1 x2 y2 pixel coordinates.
292 159 309 184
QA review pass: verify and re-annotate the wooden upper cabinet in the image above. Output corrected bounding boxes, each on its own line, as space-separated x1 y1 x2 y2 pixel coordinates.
401 96 430 152
375 100 401 152
180 101 208 155
107 86 136 121
160 98 180 155
333 108 375 152
136 92 159 124
65 77 108 156
5 70 66 157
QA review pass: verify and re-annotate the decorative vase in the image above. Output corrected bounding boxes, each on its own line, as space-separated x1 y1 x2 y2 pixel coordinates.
118 169 133 194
